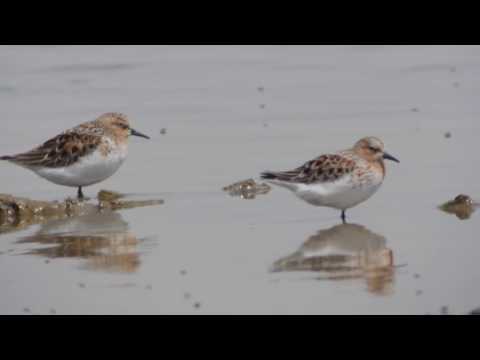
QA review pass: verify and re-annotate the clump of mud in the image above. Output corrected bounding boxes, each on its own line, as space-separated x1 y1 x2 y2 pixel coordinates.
97 190 163 211
439 194 476 220
0 190 163 233
0 194 93 233
98 190 125 202
223 179 271 199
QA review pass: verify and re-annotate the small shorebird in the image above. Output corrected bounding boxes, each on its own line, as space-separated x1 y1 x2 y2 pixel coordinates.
0 113 150 199
261 137 399 223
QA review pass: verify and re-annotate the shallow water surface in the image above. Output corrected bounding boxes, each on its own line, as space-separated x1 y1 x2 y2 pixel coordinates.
1 45 479 314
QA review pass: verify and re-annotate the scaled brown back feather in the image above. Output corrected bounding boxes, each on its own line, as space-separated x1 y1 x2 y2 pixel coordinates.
2 125 102 168
261 154 355 184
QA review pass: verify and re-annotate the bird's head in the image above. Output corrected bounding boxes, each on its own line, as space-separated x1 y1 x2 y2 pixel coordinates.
353 137 399 163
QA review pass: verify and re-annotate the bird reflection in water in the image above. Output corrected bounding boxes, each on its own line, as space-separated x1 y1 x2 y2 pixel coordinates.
17 210 141 273
271 223 395 295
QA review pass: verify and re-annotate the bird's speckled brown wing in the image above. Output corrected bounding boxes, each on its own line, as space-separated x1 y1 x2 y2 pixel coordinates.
2 126 102 169
261 154 356 184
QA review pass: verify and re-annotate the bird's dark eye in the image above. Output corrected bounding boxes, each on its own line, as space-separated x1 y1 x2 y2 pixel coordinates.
369 146 379 152
116 123 129 130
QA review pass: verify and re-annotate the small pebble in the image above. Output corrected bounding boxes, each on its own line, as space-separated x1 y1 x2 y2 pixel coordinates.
193 302 201 309
450 66 456 73
257 86 264 92
146 284 152 290
444 132 451 139
160 128 167 135
470 307 480 315
50 309 56 315
413 273 420 279
441 306 449 315
184 292 192 300
453 82 460 88
410 107 419 112
180 270 187 276
44 259 50 264
415 290 423 296
78 282 86 288
259 104 266 109
23 307 31 314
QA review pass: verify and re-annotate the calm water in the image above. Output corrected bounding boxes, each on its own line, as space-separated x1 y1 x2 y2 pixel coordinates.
1 45 479 314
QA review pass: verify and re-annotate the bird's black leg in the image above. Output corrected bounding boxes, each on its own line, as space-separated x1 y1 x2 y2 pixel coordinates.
77 186 84 200
341 210 346 224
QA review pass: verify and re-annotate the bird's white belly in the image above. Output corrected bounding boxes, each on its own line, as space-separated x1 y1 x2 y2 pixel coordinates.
297 181 381 209
33 148 127 187
269 174 383 210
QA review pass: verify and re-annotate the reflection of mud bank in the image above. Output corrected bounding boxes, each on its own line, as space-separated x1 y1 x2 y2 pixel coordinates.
223 179 271 199
17 211 142 273
272 223 395 295
0 190 163 234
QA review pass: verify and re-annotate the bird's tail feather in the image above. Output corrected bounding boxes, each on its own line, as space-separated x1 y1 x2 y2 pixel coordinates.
260 172 298 191
260 171 279 180
261 170 297 182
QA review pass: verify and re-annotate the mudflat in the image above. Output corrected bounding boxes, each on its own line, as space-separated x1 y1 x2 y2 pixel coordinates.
0 45 479 314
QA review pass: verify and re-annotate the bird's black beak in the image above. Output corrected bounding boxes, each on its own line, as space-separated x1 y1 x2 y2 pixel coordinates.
130 128 150 140
383 151 399 163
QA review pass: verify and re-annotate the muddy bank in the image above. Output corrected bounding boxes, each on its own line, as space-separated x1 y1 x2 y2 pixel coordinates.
0 190 163 234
